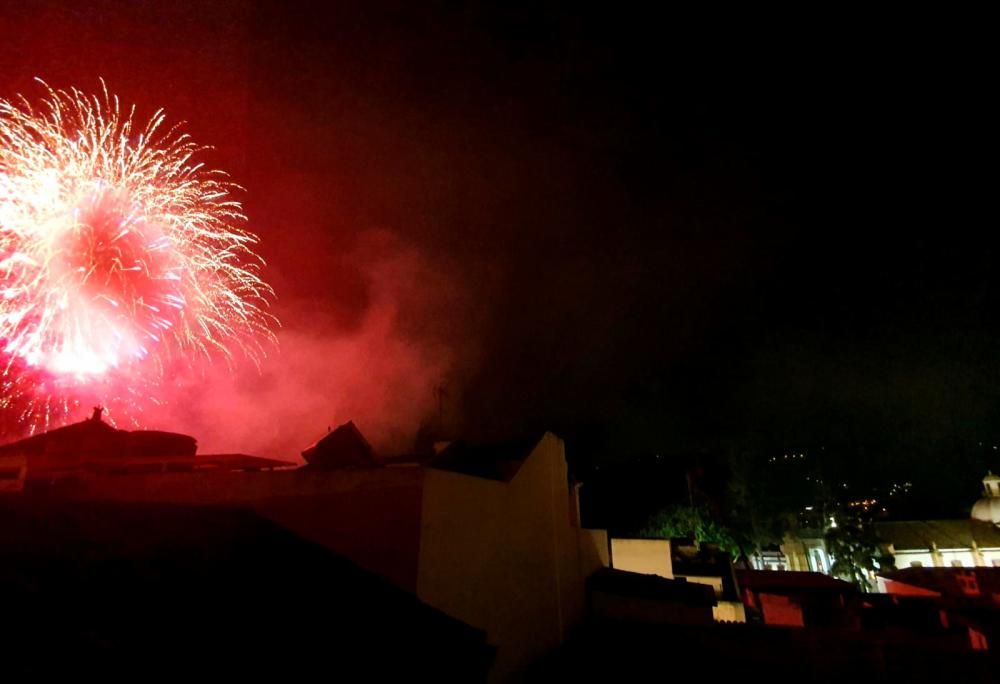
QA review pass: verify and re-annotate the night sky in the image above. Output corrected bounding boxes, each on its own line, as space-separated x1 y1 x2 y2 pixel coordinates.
1 3 995 507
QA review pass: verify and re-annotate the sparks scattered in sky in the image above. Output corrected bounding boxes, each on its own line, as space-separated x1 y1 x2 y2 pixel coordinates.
0 79 275 431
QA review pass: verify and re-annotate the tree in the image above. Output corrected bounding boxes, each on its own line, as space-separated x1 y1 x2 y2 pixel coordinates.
825 511 880 591
725 450 808 563
640 505 741 559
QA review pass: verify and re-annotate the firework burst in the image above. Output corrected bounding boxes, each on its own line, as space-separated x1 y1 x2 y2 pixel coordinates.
0 79 275 431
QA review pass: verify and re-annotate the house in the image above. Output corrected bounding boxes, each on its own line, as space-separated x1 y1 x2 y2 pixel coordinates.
417 432 608 681
737 569 857 628
879 566 1000 599
671 540 746 622
878 566 1000 651
4 422 610 680
605 536 746 622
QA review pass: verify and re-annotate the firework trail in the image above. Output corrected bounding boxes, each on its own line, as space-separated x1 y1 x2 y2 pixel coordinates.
0 80 275 432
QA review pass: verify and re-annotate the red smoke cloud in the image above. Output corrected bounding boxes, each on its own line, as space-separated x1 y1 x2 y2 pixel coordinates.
143 229 465 460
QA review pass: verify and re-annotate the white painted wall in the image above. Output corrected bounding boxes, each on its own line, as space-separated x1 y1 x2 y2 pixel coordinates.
610 538 672 578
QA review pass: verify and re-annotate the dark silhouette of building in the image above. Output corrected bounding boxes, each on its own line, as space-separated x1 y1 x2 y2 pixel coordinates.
587 567 717 625
301 421 376 469
0 496 493 680
737 570 857 628
0 411 289 482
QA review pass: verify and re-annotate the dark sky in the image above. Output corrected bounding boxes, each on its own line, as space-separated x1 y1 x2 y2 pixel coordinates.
1 3 996 490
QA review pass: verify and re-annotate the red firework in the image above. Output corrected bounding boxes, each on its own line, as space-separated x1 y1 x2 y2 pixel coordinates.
0 80 275 432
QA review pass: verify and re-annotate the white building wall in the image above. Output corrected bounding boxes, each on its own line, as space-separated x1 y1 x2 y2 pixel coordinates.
610 538 673 578
893 548 1000 569
890 551 934 568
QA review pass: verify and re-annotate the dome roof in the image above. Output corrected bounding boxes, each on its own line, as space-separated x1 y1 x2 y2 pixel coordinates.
985 471 1000 483
972 496 1000 524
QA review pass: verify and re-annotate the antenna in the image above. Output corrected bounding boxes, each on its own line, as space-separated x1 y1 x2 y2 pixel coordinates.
433 383 448 425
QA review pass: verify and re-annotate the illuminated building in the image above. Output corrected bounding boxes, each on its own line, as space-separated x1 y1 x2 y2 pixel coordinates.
876 472 1000 569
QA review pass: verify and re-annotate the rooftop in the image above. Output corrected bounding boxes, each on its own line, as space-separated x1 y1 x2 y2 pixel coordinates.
430 434 544 482
875 519 1000 551
736 569 855 593
301 420 376 469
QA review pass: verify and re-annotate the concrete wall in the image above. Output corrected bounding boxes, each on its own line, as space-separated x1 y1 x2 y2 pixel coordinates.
417 433 589 682
609 538 672 578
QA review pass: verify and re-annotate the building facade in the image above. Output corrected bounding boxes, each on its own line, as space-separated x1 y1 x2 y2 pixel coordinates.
877 472 1000 570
